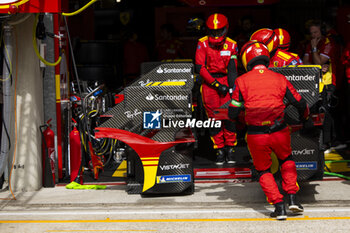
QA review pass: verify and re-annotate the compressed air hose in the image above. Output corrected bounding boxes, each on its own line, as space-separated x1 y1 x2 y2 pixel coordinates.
62 0 99 17
324 172 350 180
0 0 30 9
325 160 350 164
32 0 101 66
32 14 62 67
324 160 350 180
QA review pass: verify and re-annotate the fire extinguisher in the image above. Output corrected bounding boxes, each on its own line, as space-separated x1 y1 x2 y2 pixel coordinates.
40 119 56 187
70 118 83 184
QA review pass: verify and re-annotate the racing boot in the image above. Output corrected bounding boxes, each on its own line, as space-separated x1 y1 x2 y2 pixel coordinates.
215 148 226 165
270 201 287 220
226 146 236 164
288 194 304 213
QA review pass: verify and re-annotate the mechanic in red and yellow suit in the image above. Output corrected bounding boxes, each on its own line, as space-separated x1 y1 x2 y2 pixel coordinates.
228 41 312 220
271 28 303 67
250 28 302 67
195 13 238 165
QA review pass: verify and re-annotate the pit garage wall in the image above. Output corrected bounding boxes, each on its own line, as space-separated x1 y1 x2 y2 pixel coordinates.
10 14 43 191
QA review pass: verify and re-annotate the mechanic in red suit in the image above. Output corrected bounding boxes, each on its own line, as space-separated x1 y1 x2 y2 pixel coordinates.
341 42 350 141
228 41 311 220
195 13 238 165
303 20 337 149
250 28 302 67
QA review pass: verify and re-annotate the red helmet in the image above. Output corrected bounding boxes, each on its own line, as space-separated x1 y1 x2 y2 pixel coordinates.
250 28 278 52
274 28 291 51
206 13 229 47
240 40 270 71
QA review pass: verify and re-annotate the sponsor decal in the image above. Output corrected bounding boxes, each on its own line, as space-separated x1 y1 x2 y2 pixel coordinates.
295 161 317 170
290 59 298 65
159 163 190 171
143 111 162 129
292 148 315 156
156 67 191 74
124 109 142 119
138 79 152 86
285 74 315 82
297 89 310 93
220 50 231 56
163 113 192 118
156 174 191 183
138 79 187 87
146 93 155 101
162 109 192 119
196 171 231 176
145 93 188 101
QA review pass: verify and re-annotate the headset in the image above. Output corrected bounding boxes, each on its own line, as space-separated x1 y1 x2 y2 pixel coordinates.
309 20 327 36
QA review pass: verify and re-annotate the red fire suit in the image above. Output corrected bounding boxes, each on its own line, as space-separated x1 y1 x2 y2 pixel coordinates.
341 42 350 138
304 37 336 87
229 65 309 204
269 49 303 68
195 36 238 149
341 42 350 84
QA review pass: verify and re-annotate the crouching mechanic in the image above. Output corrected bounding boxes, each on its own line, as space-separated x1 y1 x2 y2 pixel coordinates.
228 41 311 220
195 13 238 165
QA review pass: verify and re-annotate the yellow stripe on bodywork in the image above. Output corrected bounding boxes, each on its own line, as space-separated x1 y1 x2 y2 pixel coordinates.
141 160 159 192
112 160 127 177
142 161 159 165
160 81 186 86
151 82 162 86
141 157 159 160
146 81 186 87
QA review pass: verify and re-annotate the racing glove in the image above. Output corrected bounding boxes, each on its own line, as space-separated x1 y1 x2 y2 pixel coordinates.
211 80 229 96
300 117 316 136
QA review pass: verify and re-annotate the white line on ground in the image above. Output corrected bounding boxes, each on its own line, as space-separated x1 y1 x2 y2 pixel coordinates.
0 208 350 216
